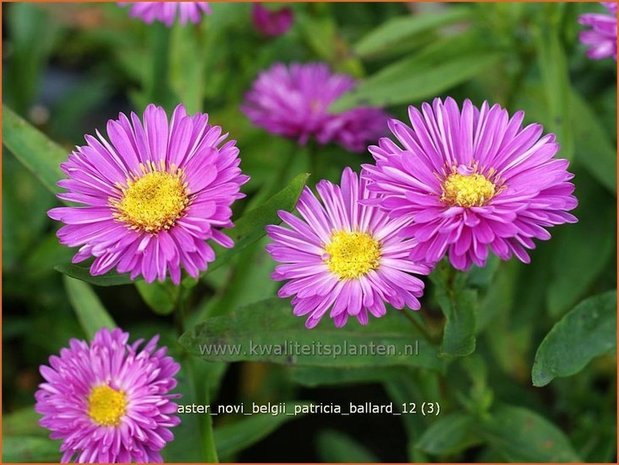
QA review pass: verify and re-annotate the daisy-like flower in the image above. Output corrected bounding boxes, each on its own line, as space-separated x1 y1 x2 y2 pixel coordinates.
266 168 430 328
579 2 617 61
251 3 294 38
35 328 180 463
120 2 211 27
363 97 578 271
242 62 389 153
49 104 249 284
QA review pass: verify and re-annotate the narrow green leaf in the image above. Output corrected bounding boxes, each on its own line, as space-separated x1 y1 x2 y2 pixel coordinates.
416 413 479 456
316 429 380 462
480 404 581 462
354 8 472 58
2 436 60 462
331 53 501 112
207 173 310 273
64 276 117 339
135 280 179 315
180 297 443 370
55 263 133 287
2 105 66 195
570 89 617 192
169 24 205 114
430 263 477 357
215 404 308 460
532 290 616 387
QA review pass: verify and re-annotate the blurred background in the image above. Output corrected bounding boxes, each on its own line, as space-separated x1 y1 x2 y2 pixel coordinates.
2 2 617 462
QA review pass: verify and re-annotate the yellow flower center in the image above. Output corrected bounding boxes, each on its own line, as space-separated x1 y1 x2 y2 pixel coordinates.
324 231 381 280
113 165 189 233
87 385 127 427
441 173 496 207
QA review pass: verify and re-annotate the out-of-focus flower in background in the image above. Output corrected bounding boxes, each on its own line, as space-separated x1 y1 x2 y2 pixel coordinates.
579 2 617 61
251 3 294 38
48 104 249 284
35 328 180 463
120 2 211 27
242 62 389 153
266 168 430 328
363 97 578 271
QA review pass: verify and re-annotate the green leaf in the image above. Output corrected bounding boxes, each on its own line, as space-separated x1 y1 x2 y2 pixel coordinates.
64 276 117 339
135 280 180 315
2 105 66 195
533 11 573 159
55 263 133 287
207 173 310 273
180 297 443 370
416 413 479 456
169 23 205 114
290 366 400 387
532 291 616 387
354 8 472 58
545 172 614 316
215 405 308 461
480 405 581 462
316 429 380 462
430 263 477 357
2 436 60 462
331 52 501 112
570 89 617 193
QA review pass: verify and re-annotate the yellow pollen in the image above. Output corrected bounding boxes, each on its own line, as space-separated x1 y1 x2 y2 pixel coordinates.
113 168 189 233
441 173 496 207
87 385 127 427
324 231 381 280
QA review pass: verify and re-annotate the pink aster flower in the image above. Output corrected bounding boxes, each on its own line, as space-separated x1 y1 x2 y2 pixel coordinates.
266 168 430 328
579 2 617 60
362 97 578 271
35 328 180 463
49 104 249 284
252 3 293 37
121 2 211 26
242 62 389 153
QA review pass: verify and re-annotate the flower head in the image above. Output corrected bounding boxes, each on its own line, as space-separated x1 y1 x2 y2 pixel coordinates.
242 62 389 153
579 2 617 60
363 97 578 271
121 2 211 26
49 104 249 284
252 3 293 37
266 168 430 328
35 328 180 463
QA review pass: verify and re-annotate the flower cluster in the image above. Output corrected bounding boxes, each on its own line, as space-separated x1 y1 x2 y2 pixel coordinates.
267 98 577 327
579 2 617 61
242 62 390 153
35 328 180 463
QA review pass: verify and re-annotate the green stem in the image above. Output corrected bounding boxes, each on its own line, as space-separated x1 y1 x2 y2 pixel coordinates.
401 310 437 345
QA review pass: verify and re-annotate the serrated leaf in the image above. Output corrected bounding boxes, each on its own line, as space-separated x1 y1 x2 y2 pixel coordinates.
3 105 66 195
354 8 472 58
180 297 443 370
207 173 310 273
64 276 116 339
532 290 616 387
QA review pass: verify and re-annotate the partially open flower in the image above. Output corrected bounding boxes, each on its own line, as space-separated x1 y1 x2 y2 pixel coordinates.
252 3 294 37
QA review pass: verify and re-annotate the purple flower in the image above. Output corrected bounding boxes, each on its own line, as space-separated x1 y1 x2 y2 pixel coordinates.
266 168 430 328
242 62 389 153
362 97 578 271
120 2 211 27
579 2 617 61
35 328 180 463
252 3 293 37
49 104 249 284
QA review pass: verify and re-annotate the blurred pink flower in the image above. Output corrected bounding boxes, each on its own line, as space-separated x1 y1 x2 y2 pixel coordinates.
120 2 211 27
579 2 617 60
252 3 293 37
